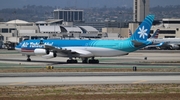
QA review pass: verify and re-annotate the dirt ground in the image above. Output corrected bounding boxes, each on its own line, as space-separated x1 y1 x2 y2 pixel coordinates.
0 84 180 100
1 94 180 100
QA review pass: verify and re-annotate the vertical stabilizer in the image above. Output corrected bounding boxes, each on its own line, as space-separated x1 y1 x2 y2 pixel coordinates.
129 15 154 41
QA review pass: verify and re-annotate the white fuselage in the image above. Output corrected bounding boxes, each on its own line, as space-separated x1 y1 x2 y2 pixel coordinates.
149 38 180 45
16 47 129 57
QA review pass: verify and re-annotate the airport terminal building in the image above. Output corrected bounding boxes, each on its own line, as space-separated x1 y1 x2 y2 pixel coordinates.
150 18 180 38
0 19 100 49
1 17 180 49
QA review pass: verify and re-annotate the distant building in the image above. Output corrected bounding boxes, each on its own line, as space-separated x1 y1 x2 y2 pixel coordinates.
0 19 100 45
74 22 105 32
151 18 180 38
101 17 180 39
36 19 63 26
74 21 128 32
53 9 84 22
133 0 149 22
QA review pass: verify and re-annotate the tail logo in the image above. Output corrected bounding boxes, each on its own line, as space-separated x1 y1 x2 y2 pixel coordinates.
138 26 148 39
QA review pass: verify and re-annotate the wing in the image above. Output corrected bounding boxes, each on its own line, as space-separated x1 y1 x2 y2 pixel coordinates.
145 42 165 48
44 45 93 57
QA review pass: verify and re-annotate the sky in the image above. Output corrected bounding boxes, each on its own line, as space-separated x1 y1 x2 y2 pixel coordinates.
0 0 180 9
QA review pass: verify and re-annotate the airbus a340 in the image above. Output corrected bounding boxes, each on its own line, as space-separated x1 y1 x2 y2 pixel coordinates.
15 15 154 64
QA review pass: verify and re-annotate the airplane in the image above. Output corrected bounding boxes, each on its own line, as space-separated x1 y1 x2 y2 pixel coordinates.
150 38 180 50
142 29 161 49
145 29 180 50
15 15 154 64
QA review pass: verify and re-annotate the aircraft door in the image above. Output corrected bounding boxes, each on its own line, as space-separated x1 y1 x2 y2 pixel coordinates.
39 39 44 45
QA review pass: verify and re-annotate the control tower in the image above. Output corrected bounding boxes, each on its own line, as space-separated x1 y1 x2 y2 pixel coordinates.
133 0 149 22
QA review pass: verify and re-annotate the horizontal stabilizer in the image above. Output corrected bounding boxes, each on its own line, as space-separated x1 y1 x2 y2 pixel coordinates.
132 40 144 47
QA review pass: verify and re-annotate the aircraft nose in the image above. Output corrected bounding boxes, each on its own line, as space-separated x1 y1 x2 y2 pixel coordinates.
15 47 21 52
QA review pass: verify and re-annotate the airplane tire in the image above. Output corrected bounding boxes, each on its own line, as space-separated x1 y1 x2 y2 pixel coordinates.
67 60 71 63
27 59 31 61
73 60 78 63
95 60 99 64
67 60 78 63
82 60 88 63
89 60 93 63
89 60 99 64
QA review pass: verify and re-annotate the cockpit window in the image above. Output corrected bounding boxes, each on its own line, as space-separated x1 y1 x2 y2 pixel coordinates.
16 43 19 46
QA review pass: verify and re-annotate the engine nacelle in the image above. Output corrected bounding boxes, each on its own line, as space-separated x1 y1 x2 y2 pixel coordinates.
169 44 179 50
42 52 57 59
34 48 49 55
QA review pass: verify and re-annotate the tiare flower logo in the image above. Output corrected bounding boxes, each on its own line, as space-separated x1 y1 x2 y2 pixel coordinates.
138 26 148 39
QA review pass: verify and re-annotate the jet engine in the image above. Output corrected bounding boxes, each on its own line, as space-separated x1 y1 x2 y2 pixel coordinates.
34 48 50 55
169 44 179 50
42 52 57 59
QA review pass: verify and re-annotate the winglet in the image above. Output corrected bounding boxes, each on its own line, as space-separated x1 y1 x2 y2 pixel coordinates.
128 15 155 41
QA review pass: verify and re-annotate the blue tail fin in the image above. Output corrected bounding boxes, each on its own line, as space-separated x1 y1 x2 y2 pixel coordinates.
129 15 155 41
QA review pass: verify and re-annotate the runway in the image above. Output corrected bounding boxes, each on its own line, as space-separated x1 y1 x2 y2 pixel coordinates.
1 50 180 66
0 72 180 86
0 50 180 86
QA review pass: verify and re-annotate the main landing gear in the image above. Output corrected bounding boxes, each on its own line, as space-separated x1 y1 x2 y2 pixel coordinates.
27 55 31 61
88 59 99 64
66 59 78 63
82 58 88 63
82 57 99 64
66 57 99 64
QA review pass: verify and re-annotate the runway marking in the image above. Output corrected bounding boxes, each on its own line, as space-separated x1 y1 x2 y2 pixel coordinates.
9 82 27 86
132 80 147 84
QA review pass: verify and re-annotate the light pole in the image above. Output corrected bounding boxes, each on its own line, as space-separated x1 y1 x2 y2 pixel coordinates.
118 13 121 38
0 33 2 41
142 0 146 20
119 12 127 38
13 11 18 44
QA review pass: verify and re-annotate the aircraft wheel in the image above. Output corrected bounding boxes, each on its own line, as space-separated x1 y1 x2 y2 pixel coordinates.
67 60 71 63
27 58 31 61
82 60 88 63
94 60 99 64
27 55 31 61
89 60 93 64
73 60 78 63
67 60 78 63
89 60 99 64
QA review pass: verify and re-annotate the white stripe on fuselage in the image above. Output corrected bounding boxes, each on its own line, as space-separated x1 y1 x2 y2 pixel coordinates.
63 47 129 57
16 47 129 57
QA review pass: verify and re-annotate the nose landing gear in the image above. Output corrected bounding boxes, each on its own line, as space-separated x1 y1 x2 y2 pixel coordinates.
27 55 31 61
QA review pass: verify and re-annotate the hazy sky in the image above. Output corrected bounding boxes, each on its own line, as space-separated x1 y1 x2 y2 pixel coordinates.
0 0 180 9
